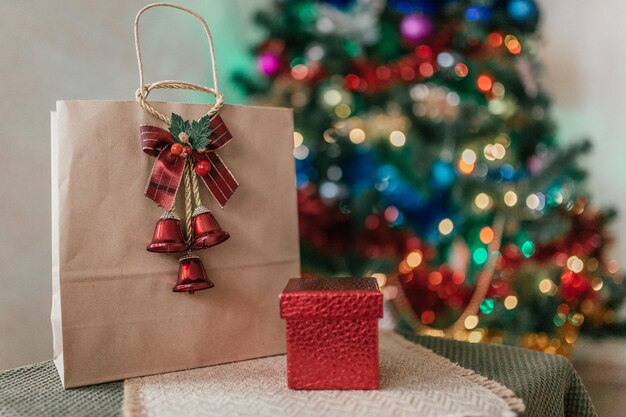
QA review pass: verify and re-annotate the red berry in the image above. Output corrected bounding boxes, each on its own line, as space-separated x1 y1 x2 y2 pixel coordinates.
183 146 192 154
171 143 183 155
195 160 211 176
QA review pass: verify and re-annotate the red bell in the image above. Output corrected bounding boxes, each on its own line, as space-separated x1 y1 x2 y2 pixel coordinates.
173 254 214 293
147 213 188 253
190 207 230 250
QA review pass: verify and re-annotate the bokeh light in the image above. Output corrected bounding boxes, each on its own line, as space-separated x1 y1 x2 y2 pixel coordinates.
474 193 492 210
406 250 423 268
504 191 518 207
349 128 366 144
293 132 304 148
477 74 493 92
539 279 554 294
464 315 479 330
323 89 342 106
462 149 477 164
438 218 454 235
504 295 518 310
389 130 407 147
479 226 494 244
473 247 488 264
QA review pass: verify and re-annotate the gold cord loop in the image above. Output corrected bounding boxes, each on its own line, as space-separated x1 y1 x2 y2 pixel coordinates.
135 81 225 125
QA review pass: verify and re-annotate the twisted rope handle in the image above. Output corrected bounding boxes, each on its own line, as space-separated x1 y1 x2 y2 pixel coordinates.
134 3 223 124
135 81 224 125
183 160 194 244
189 162 203 208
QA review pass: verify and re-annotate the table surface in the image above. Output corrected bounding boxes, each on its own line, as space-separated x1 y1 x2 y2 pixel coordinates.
0 331 597 417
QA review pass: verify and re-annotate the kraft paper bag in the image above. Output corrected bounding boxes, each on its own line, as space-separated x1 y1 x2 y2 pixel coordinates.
50 2 299 389
51 100 299 388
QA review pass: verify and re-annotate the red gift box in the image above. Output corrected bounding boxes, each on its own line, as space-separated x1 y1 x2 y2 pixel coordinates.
279 277 383 390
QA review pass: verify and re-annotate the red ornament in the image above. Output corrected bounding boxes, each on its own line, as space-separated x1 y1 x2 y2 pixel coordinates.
560 270 595 303
173 254 214 293
195 160 211 176
146 216 188 253
183 146 192 154
344 73 362 91
190 208 229 250
280 277 383 390
399 264 472 318
297 185 352 254
170 143 183 155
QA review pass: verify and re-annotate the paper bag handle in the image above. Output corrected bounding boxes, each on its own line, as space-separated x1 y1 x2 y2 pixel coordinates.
134 2 224 125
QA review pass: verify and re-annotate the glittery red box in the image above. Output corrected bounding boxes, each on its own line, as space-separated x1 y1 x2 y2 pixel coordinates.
279 277 383 390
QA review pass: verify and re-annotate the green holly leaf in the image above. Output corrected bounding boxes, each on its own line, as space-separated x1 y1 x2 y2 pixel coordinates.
197 115 212 138
169 113 189 143
188 115 213 149
193 136 211 150
189 120 201 144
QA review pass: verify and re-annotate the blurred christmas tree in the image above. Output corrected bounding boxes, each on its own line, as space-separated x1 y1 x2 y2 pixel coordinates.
235 0 626 352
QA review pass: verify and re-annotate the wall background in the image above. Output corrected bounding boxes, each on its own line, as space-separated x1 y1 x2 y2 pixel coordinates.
0 0 269 371
0 0 624 371
538 0 626 255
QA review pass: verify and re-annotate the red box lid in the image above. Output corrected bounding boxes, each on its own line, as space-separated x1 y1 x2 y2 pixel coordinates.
279 277 383 320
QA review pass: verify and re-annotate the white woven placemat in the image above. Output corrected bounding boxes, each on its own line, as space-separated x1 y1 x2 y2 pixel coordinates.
124 331 524 417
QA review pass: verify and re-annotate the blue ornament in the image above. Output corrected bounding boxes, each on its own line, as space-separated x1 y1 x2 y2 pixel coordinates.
500 164 516 181
296 173 309 189
465 6 492 21
431 160 456 189
377 164 423 212
296 159 316 188
411 193 453 243
343 148 379 194
388 0 434 15
507 0 537 21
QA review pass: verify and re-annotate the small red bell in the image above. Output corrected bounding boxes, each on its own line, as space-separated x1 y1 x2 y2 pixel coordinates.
190 207 230 250
147 212 188 253
173 253 214 294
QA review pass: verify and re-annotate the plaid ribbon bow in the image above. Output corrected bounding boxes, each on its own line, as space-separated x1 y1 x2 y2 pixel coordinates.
140 115 238 209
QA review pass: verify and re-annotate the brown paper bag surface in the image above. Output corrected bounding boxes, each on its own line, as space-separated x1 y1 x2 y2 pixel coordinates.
51 101 299 388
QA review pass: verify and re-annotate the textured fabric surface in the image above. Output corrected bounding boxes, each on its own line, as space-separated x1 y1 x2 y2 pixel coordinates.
0 361 122 417
400 330 597 417
124 331 522 417
0 332 596 417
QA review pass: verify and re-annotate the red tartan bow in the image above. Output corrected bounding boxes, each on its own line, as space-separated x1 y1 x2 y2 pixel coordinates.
140 115 238 209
